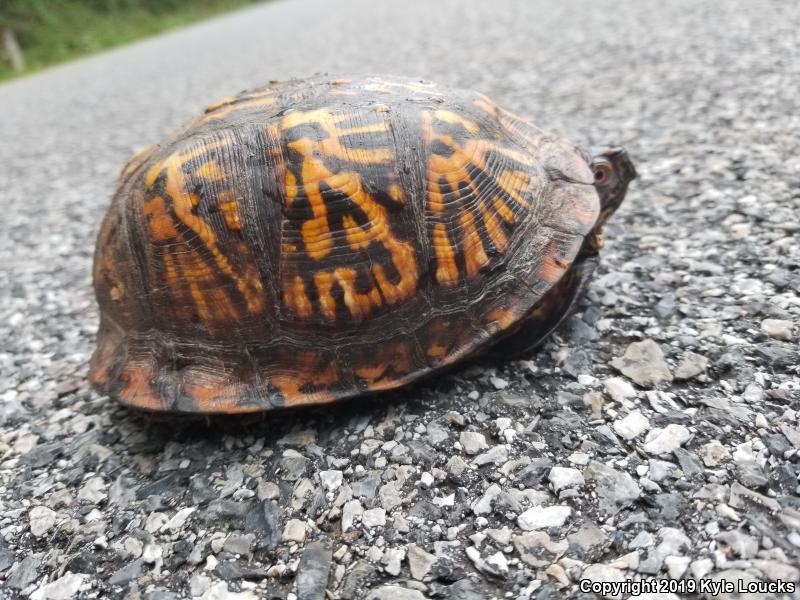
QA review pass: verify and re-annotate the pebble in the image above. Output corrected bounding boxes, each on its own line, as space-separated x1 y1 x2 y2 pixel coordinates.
282 519 307 543
407 544 436 580
581 564 626 599
610 339 673 387
513 532 568 567
702 440 731 467
584 461 641 516
362 508 386 528
459 432 488 455
77 476 107 504
319 470 343 492
517 505 572 530
490 376 509 390
673 352 709 380
30 573 87 600
29 506 56 537
342 499 363 532
761 318 793 341
366 586 426 600
296 541 332 600
548 466 585 492
643 424 691 455
603 377 636 403
472 445 508 466
613 410 650 440
382 547 406 576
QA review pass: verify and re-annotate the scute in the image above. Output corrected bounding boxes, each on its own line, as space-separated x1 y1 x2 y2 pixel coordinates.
90 75 600 413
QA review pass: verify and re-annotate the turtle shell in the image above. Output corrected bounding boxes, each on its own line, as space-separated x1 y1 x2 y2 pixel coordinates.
90 75 600 413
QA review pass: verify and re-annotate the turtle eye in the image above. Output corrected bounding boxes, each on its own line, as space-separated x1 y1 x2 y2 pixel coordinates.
593 162 612 185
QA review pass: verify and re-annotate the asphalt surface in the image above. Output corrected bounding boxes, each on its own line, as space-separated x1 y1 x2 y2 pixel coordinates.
1 0 799 598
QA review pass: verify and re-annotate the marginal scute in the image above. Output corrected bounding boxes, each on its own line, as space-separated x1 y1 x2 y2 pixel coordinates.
90 75 603 413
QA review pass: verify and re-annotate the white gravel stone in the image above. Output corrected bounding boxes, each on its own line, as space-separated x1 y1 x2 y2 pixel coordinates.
664 554 690 579
459 431 488 455
701 440 731 466
362 508 386 528
29 506 56 537
201 582 258 600
603 377 636 403
643 424 691 455
611 339 673 387
471 483 502 515
581 564 626 599
517 505 571 530
472 445 508 466
613 410 650 440
548 466 584 492
319 470 343 491
761 318 793 341
419 471 435 488
407 543 435 579
490 376 509 390
673 352 709 380
366 586 426 600
77 476 107 504
162 507 196 532
342 499 362 532
30 573 88 600
382 548 406 576
282 519 307 543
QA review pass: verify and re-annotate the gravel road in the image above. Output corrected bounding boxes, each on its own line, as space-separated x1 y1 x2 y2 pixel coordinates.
1 0 799 598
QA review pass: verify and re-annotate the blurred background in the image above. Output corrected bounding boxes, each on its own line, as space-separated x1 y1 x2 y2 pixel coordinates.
0 0 264 81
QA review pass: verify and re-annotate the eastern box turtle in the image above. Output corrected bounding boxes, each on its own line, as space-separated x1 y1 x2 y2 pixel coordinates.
90 75 636 414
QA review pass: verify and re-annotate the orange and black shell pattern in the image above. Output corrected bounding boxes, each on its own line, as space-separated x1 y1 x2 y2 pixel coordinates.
90 75 600 414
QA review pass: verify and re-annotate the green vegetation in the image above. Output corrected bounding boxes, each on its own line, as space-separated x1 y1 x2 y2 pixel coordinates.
0 0 263 82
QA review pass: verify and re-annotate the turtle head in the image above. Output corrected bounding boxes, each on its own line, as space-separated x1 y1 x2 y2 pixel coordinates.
590 147 637 228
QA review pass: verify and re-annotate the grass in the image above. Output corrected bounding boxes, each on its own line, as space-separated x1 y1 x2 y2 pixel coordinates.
0 0 264 82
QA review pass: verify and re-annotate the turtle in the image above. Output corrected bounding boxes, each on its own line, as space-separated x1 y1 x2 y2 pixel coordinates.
90 75 636 414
